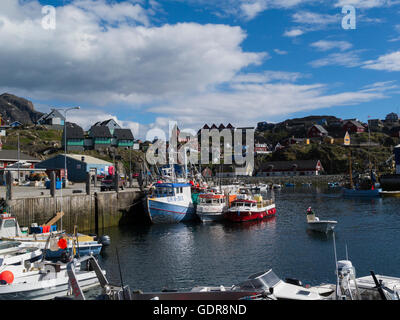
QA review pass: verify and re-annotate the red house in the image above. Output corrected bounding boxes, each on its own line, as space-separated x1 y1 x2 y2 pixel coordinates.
307 125 328 138
343 120 365 133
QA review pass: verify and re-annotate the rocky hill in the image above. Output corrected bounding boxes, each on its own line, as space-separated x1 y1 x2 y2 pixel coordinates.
0 93 43 124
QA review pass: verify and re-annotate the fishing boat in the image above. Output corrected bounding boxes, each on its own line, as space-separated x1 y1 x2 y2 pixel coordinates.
250 184 269 193
0 242 42 266
305 207 337 233
379 190 400 197
225 191 276 223
196 193 236 222
0 254 103 300
0 213 102 259
272 184 282 190
146 182 196 224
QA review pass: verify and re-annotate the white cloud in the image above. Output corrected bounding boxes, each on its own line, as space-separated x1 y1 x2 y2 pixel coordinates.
283 28 304 37
146 74 396 129
363 51 400 71
292 11 340 25
310 40 353 51
334 0 400 8
0 0 265 106
309 51 364 68
274 48 288 55
240 0 268 20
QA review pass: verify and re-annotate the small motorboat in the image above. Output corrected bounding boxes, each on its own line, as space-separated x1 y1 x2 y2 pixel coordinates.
379 190 400 198
342 187 382 198
285 183 295 188
272 184 282 190
0 213 102 259
0 242 42 266
306 207 337 233
0 253 103 300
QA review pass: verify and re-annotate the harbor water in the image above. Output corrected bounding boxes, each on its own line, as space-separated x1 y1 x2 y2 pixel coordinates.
94 186 400 292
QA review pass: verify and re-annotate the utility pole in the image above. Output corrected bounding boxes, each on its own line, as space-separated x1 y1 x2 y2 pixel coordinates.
17 132 20 185
53 106 80 231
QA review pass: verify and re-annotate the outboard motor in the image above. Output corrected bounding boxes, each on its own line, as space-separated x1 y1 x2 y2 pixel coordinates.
98 235 111 246
336 260 361 300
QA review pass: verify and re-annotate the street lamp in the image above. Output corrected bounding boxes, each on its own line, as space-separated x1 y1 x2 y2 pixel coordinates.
52 106 80 231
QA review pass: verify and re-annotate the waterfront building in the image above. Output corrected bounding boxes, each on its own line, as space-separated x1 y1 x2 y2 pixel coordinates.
112 128 134 148
88 125 113 150
93 119 121 135
36 154 114 182
62 122 85 152
36 109 65 129
257 160 324 176
0 150 40 183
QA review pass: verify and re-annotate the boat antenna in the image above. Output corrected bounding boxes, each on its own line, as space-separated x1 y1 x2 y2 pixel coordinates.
345 243 349 261
333 232 341 300
116 247 124 288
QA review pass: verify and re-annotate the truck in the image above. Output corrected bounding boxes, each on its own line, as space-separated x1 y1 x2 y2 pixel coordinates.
100 175 125 191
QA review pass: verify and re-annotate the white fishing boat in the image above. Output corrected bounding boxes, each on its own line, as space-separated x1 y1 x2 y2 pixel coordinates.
0 255 103 300
306 207 337 233
196 193 236 222
0 242 42 266
0 213 102 259
272 184 282 190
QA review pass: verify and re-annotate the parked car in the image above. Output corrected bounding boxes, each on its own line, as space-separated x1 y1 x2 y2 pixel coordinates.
100 175 126 191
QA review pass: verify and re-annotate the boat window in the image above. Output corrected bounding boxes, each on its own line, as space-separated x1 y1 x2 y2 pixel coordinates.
3 219 16 228
245 203 252 207
257 270 281 288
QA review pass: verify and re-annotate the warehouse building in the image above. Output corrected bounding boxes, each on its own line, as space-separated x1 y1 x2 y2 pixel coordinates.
36 154 114 182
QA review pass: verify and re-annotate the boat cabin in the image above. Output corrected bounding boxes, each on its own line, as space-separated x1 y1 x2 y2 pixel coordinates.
0 213 22 238
198 194 225 205
231 200 257 209
153 183 191 199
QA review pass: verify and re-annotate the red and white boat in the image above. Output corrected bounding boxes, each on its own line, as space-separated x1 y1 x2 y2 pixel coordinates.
225 193 276 222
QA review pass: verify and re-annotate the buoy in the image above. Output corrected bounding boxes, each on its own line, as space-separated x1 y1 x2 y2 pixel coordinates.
0 271 14 284
58 238 68 250
98 235 111 246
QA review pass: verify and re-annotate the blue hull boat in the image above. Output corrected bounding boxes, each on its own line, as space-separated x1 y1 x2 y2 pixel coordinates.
342 188 382 197
148 199 196 224
146 182 197 224
44 244 103 260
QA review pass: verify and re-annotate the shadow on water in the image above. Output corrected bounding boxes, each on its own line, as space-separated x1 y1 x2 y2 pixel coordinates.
305 229 335 242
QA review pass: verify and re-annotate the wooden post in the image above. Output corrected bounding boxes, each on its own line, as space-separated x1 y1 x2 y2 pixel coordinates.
114 172 119 194
6 171 12 200
50 171 56 197
94 169 97 188
86 172 91 195
94 192 99 235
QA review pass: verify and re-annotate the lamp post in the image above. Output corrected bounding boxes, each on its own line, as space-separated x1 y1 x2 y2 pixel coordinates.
52 106 80 231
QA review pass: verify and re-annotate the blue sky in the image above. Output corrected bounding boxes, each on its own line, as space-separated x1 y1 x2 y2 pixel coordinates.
1 0 400 138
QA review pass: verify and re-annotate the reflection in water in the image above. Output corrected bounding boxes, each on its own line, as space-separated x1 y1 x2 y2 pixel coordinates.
94 187 400 293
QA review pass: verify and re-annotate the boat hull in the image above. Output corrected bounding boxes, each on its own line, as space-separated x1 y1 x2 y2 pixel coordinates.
225 205 276 223
147 198 196 224
342 188 382 197
307 221 337 233
0 271 100 300
198 212 225 222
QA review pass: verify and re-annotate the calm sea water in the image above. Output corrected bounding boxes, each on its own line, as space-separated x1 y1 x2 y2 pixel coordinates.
94 187 400 292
